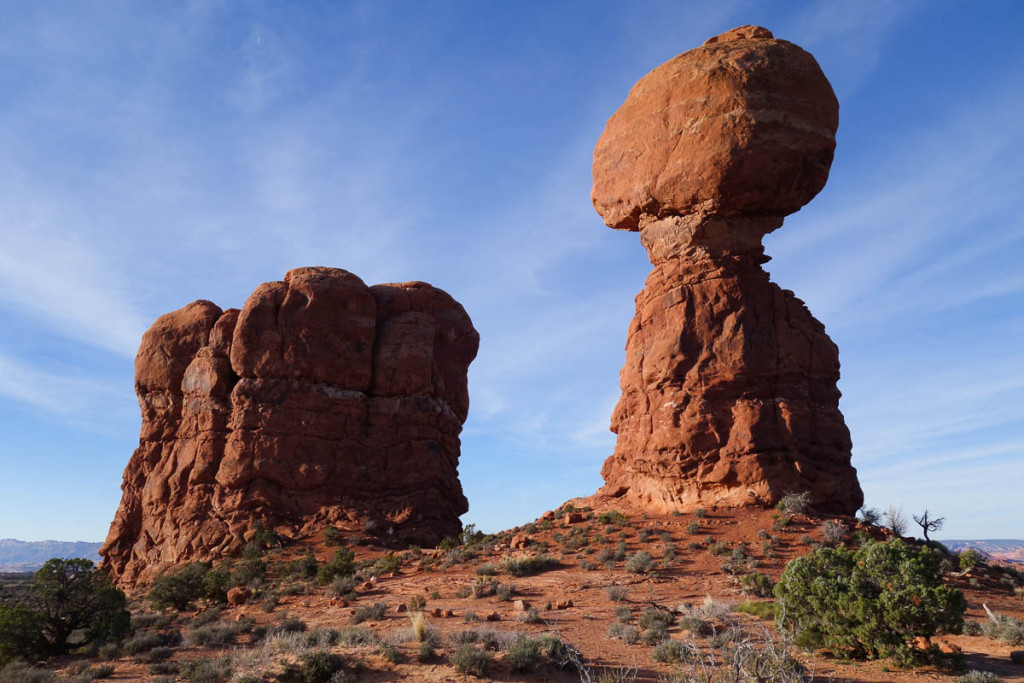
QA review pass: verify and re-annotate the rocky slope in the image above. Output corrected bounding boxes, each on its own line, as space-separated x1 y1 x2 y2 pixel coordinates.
592 26 863 514
101 267 478 588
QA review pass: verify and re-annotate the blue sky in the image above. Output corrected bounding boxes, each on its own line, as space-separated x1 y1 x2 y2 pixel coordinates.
0 1 1021 543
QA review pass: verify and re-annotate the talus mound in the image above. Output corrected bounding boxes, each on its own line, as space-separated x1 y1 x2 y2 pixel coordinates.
592 26 863 514
101 267 478 587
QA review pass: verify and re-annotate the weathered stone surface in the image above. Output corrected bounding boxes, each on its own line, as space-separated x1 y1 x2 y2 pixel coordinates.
102 267 478 588
594 26 862 515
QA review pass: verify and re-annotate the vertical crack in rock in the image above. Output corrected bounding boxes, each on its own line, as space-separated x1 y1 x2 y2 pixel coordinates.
592 26 863 514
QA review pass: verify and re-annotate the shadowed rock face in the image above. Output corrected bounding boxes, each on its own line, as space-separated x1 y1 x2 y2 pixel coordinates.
593 26 863 514
102 267 478 587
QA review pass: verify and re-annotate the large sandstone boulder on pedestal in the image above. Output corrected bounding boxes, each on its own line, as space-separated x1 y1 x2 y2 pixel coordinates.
593 26 863 514
101 267 478 588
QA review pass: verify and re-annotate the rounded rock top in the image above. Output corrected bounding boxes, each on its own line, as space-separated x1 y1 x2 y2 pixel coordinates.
592 25 839 232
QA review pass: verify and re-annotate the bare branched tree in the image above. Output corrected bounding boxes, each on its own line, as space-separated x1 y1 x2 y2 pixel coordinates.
912 509 945 542
883 505 908 537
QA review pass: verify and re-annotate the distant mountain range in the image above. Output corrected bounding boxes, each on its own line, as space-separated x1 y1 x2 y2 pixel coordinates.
0 539 103 572
941 539 1024 565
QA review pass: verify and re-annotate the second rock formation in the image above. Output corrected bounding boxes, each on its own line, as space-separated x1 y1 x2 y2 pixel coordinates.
593 26 863 514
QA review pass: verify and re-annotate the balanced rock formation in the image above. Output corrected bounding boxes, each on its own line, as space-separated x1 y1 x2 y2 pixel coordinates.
101 267 478 587
593 26 863 514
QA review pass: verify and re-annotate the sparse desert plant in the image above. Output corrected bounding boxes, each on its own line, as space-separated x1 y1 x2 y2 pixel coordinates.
350 603 386 625
450 643 492 677
606 622 639 644
981 608 1024 645
858 507 882 526
774 539 966 665
327 576 356 600
739 572 774 597
182 655 232 683
516 607 541 624
185 620 241 647
0 661 56 683
734 600 775 620
686 521 700 535
625 551 654 575
506 636 541 672
502 553 558 577
323 526 343 546
606 585 629 602
149 563 210 611
954 671 1004 683
651 638 689 664
299 651 347 682
316 549 356 585
819 521 846 547
776 492 811 515
475 563 497 576
959 549 984 570
597 511 630 526
408 594 427 612
694 508 707 519
883 504 908 536
614 605 632 623
378 641 401 663
417 641 436 662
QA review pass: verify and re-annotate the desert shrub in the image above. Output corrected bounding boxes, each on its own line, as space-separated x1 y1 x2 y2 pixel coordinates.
287 551 320 580
326 576 356 601
858 507 882 526
606 585 629 603
475 563 497 576
335 627 378 646
191 607 223 628
450 643 492 677
506 637 541 672
607 622 639 644
774 539 966 665
323 527 343 546
981 612 1024 645
739 572 774 597
0 605 46 667
776 492 811 515
417 642 436 662
597 511 629 526
652 638 689 664
185 621 240 647
408 594 427 612
149 563 209 611
201 568 231 604
734 601 774 620
820 521 846 547
963 620 984 636
954 672 1004 683
515 607 541 624
614 605 632 623
350 603 386 624
959 549 984 570
370 553 402 577
316 549 356 585
502 553 557 577
678 615 711 636
136 644 174 663
0 661 56 683
378 642 401 663
182 655 231 683
625 551 654 575
708 541 730 556
278 616 307 633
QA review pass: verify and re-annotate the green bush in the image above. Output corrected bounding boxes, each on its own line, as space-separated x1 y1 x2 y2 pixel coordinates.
624 551 653 575
149 563 209 611
597 511 629 526
652 639 689 664
350 603 386 625
733 601 774 620
316 549 356 585
776 492 811 515
959 549 984 571
502 554 558 577
506 637 540 672
0 604 46 666
451 643 492 677
774 539 966 665
739 572 774 597
0 660 56 683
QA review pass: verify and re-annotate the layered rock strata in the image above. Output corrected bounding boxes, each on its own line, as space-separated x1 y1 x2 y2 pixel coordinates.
102 267 478 587
593 26 863 514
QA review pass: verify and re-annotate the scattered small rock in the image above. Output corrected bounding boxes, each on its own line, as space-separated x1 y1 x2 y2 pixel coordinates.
226 586 251 607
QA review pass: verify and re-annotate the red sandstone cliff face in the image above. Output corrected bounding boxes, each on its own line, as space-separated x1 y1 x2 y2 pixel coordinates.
101 267 478 587
593 26 863 515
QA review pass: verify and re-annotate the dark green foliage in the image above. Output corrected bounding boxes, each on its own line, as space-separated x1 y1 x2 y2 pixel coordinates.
774 539 966 665
182 656 231 683
652 639 689 664
506 637 540 672
739 572 775 597
370 553 402 577
959 549 984 570
734 601 774 620
316 549 356 585
323 527 343 546
0 604 46 666
502 553 558 577
287 550 319 580
417 642 436 662
597 511 629 526
300 651 346 682
149 563 209 611
0 559 129 663
350 603 386 624
378 642 401 663
450 643 491 677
